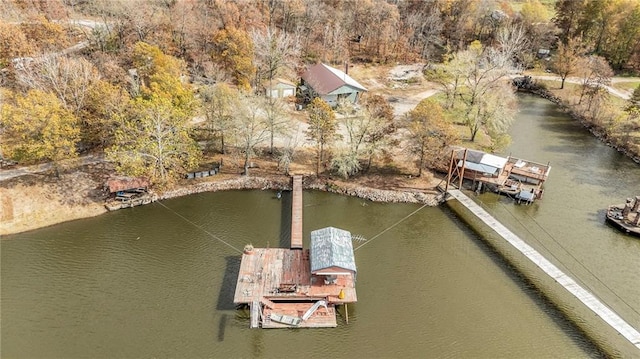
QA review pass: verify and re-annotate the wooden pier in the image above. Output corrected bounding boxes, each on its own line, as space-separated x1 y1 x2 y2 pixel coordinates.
447 189 640 351
291 175 303 249
234 176 358 329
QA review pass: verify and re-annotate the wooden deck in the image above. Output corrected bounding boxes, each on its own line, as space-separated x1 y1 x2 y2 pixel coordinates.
262 303 337 328
447 189 640 351
291 175 303 249
234 248 356 328
234 248 357 305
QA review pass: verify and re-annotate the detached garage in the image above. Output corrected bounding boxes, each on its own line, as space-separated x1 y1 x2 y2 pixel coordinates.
266 78 297 98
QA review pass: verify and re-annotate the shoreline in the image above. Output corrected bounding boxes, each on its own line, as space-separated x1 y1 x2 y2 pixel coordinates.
2 86 638 237
0 173 443 237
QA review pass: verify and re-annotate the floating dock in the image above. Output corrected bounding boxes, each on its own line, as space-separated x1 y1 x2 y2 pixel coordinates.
445 148 551 203
234 176 357 329
233 248 356 328
606 196 640 237
447 189 640 351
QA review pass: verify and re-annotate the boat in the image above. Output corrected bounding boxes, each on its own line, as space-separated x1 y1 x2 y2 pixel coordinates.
605 196 640 237
268 312 302 326
104 193 157 211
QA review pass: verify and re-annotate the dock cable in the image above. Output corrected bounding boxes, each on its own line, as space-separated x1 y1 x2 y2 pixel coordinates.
155 200 243 254
476 195 640 320
354 203 429 252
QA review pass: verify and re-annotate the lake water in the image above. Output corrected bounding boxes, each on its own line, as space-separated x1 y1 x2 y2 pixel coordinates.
2 94 639 358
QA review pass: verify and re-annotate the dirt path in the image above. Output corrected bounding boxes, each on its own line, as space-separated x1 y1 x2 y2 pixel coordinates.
525 75 636 100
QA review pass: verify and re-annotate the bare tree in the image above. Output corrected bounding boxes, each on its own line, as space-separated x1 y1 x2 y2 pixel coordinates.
235 93 270 176
262 97 289 154
576 55 613 105
444 41 517 142
200 83 240 154
251 27 300 85
400 0 444 60
492 23 529 69
15 55 100 116
278 121 303 176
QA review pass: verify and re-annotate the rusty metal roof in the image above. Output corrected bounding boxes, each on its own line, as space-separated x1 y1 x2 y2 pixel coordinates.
106 177 149 193
301 63 366 95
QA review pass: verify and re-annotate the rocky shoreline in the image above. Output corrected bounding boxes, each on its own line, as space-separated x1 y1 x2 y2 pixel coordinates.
160 174 443 205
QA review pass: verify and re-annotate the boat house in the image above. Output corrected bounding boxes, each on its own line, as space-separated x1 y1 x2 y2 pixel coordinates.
446 148 551 204
457 150 508 180
104 176 155 211
310 227 357 280
233 177 357 329
300 63 367 107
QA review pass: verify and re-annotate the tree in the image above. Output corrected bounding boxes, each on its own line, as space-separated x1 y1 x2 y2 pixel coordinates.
360 94 396 171
18 15 70 54
278 121 304 176
0 22 33 68
15 55 101 116
235 93 270 176
306 98 339 176
131 42 195 114
444 41 518 142
80 80 129 150
106 95 200 185
576 55 613 105
521 0 550 24
602 1 640 71
554 0 586 43
251 27 300 85
200 83 241 154
398 0 444 60
404 99 458 177
263 97 289 154
628 85 640 111
212 27 255 90
334 95 396 177
551 37 587 89
1 89 79 165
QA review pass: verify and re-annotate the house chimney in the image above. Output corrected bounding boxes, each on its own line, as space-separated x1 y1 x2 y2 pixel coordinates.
345 61 348 75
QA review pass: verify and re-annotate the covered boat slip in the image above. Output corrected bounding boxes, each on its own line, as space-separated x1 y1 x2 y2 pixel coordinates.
233 248 356 328
449 148 551 203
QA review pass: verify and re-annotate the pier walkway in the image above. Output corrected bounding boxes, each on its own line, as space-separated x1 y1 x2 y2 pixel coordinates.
291 175 303 249
447 189 640 351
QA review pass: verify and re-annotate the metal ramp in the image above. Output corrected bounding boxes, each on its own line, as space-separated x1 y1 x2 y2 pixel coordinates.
301 300 328 321
250 301 261 328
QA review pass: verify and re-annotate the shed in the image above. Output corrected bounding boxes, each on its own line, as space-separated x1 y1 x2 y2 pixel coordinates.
301 63 367 107
105 177 149 194
310 227 356 278
457 150 508 177
266 78 297 98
